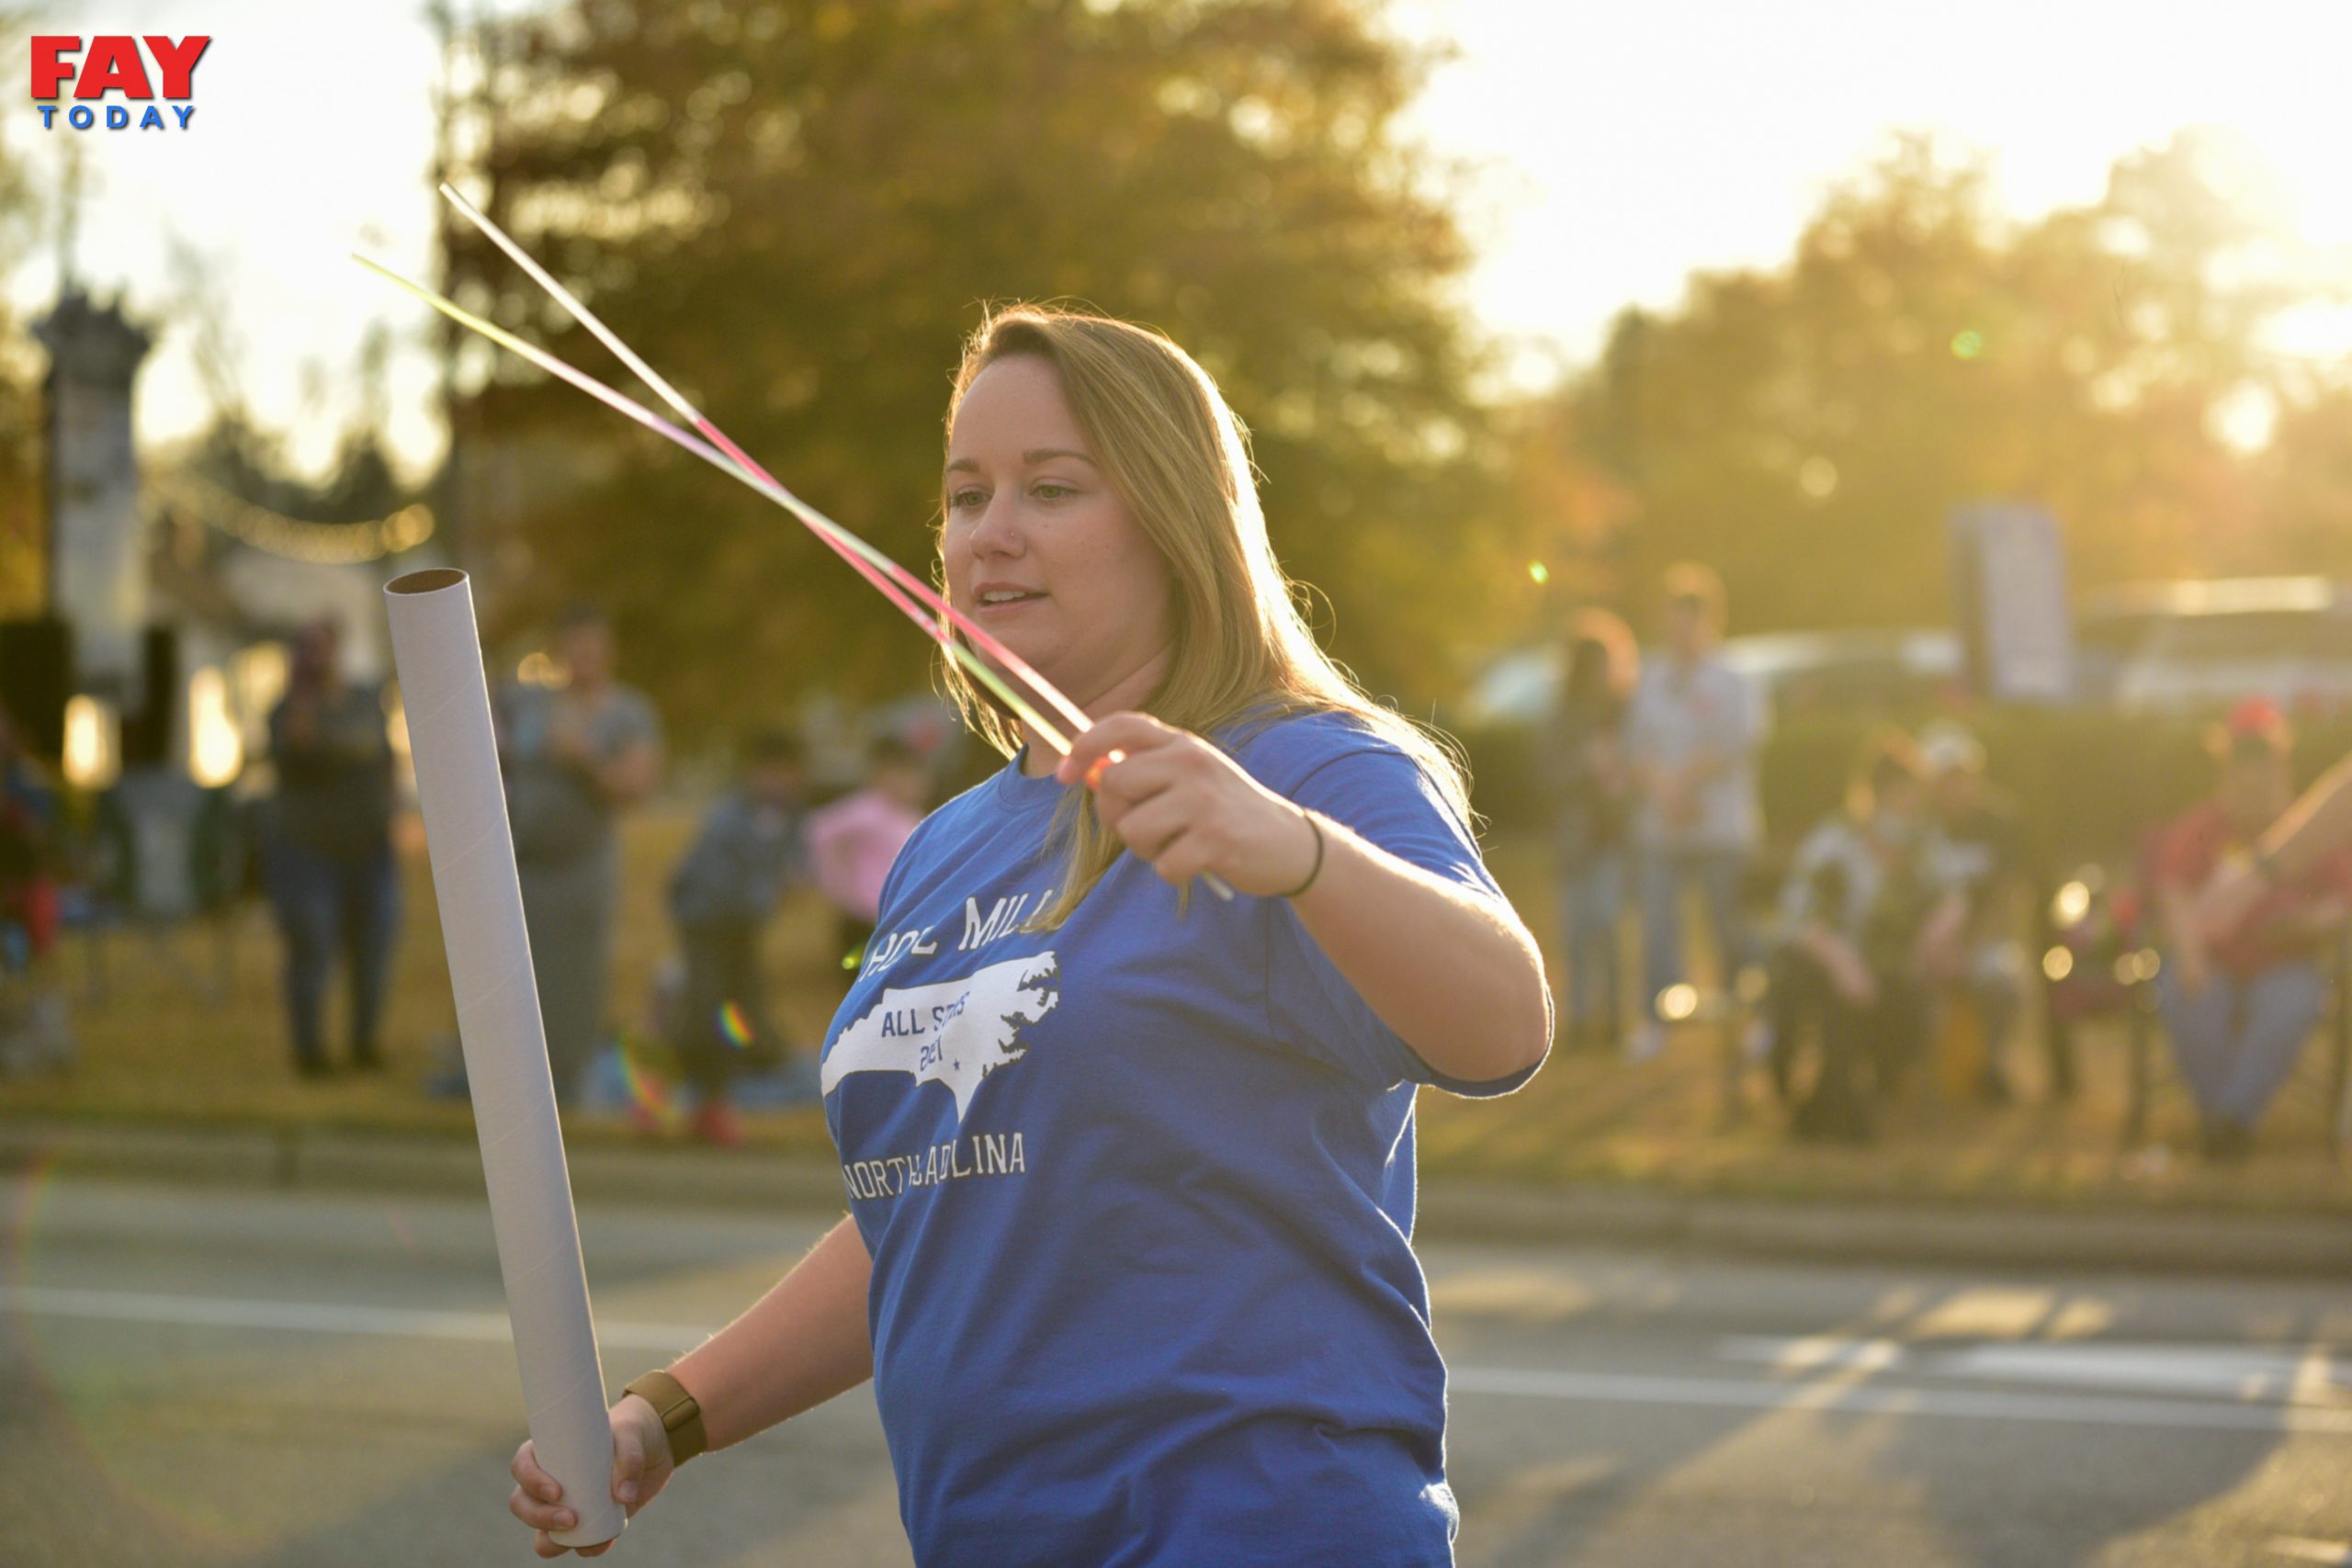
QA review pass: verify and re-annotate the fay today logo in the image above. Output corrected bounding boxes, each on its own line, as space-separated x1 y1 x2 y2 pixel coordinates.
31 35 210 132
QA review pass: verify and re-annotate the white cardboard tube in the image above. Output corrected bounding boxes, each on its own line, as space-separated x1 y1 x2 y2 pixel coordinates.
385 569 626 1550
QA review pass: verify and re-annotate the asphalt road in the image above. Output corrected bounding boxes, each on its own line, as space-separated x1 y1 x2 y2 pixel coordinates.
3 1173 2347 1568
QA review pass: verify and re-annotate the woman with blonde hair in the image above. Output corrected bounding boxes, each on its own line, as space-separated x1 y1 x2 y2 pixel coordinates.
507 306 1552 1566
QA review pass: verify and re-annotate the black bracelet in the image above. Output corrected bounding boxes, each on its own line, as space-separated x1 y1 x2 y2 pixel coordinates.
1280 810 1326 899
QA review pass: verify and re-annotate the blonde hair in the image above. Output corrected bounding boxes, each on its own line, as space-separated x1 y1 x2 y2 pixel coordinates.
938 304 1472 929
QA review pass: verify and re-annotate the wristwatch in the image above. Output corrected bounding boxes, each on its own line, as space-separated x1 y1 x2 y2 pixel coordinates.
622 1369 708 1466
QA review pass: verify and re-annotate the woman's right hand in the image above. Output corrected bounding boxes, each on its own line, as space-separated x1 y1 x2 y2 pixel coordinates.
507 1393 674 1558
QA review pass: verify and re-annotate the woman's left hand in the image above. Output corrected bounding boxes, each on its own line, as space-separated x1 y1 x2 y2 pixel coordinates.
1057 713 1320 897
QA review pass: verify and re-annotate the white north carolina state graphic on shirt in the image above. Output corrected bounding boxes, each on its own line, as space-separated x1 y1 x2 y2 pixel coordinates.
821 952 1059 1123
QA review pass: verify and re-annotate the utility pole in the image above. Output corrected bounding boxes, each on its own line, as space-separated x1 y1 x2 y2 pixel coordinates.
54 138 84 295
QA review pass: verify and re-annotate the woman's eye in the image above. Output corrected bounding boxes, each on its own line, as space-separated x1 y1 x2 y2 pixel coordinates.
947 488 987 511
1033 482 1076 502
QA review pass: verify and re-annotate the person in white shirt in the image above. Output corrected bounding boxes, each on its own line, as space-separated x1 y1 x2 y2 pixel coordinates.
1623 564 1763 1061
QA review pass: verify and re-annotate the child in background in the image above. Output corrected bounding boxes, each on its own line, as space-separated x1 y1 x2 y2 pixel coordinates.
664 729 810 1146
805 737 927 976
1917 723 2030 1103
1765 734 1939 1143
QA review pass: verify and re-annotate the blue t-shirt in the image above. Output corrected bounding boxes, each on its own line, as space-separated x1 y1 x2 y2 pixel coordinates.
820 707 1540 1568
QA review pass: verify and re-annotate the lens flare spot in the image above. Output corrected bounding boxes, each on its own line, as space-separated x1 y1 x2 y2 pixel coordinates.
2042 947 2075 982
1951 328 1984 360
1658 983 1700 1023
1527 561 1549 585
716 1001 754 1050
617 1045 676 1128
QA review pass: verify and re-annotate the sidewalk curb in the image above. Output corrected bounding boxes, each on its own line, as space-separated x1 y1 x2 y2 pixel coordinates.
0 1119 853 1213
1410 1181 2352 1277
5 1118 2347 1277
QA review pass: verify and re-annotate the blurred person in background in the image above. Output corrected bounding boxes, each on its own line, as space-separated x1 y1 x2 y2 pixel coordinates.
2195 749 2352 938
264 618 399 1079
1916 723 2029 1103
1543 610 1637 1052
1765 734 1938 1143
0 706 58 832
497 603 663 1107
2151 698 2351 1160
804 735 927 976
0 707 60 960
663 728 814 1146
1625 562 1763 1062
0 706 68 1077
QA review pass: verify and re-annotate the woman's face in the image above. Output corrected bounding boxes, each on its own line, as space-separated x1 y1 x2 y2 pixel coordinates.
942 355 1174 707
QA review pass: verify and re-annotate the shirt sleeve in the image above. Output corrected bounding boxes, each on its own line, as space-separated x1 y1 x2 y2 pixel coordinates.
1261 741 1541 1099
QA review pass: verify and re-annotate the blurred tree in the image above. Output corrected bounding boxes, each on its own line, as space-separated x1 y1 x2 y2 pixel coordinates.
1566 130 2301 634
1486 395 1633 644
444 0 1506 738
2257 377 2352 579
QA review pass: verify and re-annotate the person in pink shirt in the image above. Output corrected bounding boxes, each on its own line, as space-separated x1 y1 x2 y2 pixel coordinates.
806 737 928 975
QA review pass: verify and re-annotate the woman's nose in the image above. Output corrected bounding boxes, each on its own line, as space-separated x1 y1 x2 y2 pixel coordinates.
964 493 1024 558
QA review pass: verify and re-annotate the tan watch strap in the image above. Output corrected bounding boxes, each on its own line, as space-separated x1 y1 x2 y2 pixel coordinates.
623 1369 708 1466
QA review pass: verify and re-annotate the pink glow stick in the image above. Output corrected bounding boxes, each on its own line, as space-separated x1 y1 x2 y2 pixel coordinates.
353 254 1069 753
422 193 1234 900
362 253 1237 899
435 183 1095 746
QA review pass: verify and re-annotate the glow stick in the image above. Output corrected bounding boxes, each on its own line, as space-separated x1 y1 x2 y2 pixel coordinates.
365 247 1236 899
428 194 1234 899
430 187 1231 898
353 256 1069 754
434 185 1095 746
383 568 625 1551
